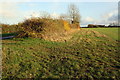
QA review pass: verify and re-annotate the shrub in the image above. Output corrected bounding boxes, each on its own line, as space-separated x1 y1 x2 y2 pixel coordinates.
1 24 20 33
70 23 80 29
63 20 71 31
17 18 68 38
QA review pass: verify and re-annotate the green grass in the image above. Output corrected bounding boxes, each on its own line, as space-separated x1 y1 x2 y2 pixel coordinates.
0 33 17 37
87 28 119 41
2 29 120 79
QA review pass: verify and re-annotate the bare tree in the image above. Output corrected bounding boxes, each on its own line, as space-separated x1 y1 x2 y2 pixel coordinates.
68 4 80 24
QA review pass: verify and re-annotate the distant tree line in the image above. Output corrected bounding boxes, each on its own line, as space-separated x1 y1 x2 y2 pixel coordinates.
87 23 120 28
88 24 105 28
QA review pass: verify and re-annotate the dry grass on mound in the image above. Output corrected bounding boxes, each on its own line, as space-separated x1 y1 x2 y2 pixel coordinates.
44 29 80 42
16 18 77 41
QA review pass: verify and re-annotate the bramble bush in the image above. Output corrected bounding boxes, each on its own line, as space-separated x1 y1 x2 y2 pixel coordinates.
17 18 71 39
63 20 71 31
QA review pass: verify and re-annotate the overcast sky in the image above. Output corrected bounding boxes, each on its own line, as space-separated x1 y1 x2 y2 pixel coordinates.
0 0 119 27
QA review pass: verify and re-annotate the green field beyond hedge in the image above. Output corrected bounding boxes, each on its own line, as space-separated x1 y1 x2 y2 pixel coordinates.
88 28 119 41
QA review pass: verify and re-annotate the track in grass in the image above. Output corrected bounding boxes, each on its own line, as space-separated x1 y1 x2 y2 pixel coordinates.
2 28 120 79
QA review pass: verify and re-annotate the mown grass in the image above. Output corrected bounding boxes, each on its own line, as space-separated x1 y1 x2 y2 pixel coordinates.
2 28 120 79
87 28 119 41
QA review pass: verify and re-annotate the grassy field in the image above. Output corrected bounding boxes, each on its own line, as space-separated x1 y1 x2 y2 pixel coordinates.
87 28 119 41
2 28 120 79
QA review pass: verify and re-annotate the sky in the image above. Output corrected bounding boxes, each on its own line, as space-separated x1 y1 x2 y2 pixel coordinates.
0 0 119 27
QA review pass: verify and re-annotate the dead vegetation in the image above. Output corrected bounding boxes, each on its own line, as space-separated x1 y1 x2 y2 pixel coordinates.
15 18 80 42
